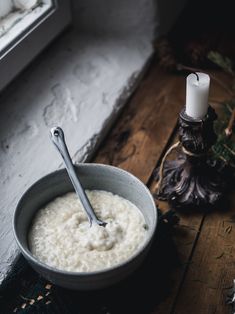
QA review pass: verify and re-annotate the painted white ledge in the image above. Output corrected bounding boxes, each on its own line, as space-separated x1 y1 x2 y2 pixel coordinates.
0 28 153 284
0 0 188 286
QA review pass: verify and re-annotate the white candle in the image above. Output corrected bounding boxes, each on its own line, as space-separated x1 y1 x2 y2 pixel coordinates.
186 72 210 119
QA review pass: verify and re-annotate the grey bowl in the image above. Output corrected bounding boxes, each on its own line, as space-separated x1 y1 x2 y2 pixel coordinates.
13 163 157 290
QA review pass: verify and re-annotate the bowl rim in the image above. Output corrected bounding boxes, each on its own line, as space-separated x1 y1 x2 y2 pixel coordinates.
13 163 158 277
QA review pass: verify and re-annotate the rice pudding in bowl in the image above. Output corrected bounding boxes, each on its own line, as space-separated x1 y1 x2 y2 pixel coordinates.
29 190 148 272
13 164 157 290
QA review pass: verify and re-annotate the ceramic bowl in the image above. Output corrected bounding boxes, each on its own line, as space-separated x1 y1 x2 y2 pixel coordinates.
13 163 157 290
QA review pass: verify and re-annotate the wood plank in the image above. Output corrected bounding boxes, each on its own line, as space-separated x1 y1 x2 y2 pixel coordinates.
95 60 184 183
173 203 235 314
151 119 204 310
96 65 232 313
150 70 233 314
95 62 188 311
149 135 204 314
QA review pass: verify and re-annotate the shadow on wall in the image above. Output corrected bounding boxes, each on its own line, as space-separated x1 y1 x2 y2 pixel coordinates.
71 0 187 38
157 0 188 35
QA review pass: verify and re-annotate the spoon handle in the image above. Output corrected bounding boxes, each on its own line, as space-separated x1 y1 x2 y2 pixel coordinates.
50 127 106 227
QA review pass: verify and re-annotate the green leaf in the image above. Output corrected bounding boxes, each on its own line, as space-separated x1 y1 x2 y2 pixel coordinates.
208 51 235 75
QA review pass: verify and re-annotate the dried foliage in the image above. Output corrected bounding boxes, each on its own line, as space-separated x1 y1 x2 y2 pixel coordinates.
212 101 235 168
208 51 235 75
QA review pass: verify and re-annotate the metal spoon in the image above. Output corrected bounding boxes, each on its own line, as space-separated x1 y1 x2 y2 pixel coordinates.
50 127 106 227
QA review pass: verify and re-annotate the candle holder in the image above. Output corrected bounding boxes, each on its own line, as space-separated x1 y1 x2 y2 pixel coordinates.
154 105 225 210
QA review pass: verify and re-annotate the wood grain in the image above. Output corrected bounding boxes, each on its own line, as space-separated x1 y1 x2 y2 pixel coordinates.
149 134 204 313
95 61 184 183
173 205 235 314
96 64 233 313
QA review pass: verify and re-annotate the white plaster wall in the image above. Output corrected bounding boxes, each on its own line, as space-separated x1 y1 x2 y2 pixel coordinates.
0 1 12 18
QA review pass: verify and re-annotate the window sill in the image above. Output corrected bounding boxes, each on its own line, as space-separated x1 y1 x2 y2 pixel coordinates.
0 27 153 286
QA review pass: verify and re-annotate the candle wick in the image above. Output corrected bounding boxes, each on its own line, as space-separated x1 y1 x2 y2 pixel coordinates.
194 72 199 82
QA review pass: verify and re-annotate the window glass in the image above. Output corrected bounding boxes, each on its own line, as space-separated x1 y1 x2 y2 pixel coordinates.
0 0 54 55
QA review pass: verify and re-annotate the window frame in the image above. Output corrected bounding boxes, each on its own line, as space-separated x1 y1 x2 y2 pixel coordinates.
0 0 71 92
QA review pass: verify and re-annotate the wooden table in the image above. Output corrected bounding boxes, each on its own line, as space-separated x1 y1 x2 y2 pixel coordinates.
96 59 235 313
1 58 234 314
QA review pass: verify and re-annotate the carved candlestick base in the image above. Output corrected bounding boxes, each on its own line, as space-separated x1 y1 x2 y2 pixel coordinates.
155 106 225 210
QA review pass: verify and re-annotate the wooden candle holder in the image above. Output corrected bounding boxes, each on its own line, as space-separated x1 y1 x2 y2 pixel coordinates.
155 105 225 210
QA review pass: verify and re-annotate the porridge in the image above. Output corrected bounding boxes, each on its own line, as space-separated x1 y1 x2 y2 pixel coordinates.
29 190 147 272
